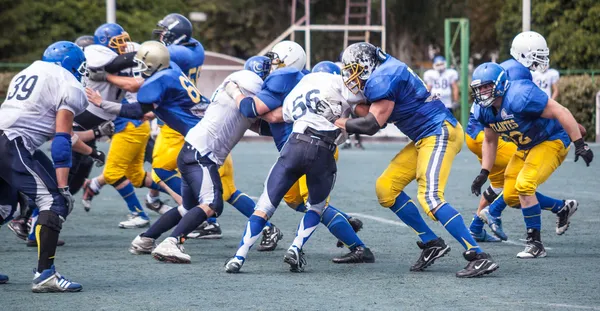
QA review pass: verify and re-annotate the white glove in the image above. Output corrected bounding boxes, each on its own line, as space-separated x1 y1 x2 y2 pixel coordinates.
224 81 243 99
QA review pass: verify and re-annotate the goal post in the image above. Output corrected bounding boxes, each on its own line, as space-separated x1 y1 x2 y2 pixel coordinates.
444 18 470 127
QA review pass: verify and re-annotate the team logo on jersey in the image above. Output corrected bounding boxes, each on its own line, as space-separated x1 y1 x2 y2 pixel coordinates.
500 108 514 120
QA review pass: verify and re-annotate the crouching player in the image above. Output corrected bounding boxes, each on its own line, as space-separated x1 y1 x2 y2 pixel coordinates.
470 62 593 258
0 41 87 292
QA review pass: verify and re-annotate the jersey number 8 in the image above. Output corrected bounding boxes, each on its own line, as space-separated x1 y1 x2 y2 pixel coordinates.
179 75 202 104
7 75 39 101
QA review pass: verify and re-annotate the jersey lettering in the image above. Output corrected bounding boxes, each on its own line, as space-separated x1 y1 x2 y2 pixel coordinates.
179 75 202 104
187 65 202 86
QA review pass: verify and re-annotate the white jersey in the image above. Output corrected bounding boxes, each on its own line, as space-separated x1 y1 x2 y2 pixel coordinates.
423 68 458 108
531 68 559 98
0 61 87 151
82 45 126 121
283 72 360 144
185 70 263 166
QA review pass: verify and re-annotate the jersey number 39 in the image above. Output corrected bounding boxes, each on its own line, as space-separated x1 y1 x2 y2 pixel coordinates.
7 75 38 101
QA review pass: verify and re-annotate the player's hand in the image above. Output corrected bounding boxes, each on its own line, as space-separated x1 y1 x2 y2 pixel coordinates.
142 111 155 122
471 169 490 196
224 81 242 99
58 186 75 214
85 88 103 107
315 99 342 123
93 121 115 138
89 148 106 167
574 138 593 166
88 67 107 81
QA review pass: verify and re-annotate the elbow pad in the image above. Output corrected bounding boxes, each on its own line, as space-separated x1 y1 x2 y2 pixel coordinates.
51 132 72 168
239 97 260 118
345 113 381 135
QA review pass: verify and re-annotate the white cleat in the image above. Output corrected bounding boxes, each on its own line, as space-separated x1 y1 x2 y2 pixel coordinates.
145 198 173 215
556 200 578 235
224 256 245 273
119 215 150 229
130 235 155 255
152 237 191 264
32 266 82 293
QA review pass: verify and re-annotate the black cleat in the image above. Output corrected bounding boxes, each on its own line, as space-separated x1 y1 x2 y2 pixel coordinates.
188 221 222 239
7 218 29 240
456 250 499 278
410 237 451 271
332 246 375 264
257 224 283 252
517 228 547 259
283 247 306 273
336 217 364 248
556 200 578 235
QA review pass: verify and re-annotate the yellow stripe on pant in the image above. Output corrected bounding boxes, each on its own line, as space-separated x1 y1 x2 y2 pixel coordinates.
103 121 151 187
465 131 516 189
376 121 463 220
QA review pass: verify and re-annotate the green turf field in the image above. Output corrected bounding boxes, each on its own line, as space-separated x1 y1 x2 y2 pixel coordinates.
1 141 599 311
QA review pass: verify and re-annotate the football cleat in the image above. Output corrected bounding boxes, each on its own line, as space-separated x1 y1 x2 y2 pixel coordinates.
479 207 508 241
224 256 245 273
283 247 307 273
410 237 450 271
145 197 173 215
187 221 222 239
456 250 499 278
517 229 547 259
32 266 82 293
26 239 65 247
7 218 29 240
130 234 156 255
81 179 98 212
256 224 283 252
336 217 364 248
152 237 191 263
471 229 501 243
0 274 8 284
119 214 150 229
556 200 578 235
332 246 375 264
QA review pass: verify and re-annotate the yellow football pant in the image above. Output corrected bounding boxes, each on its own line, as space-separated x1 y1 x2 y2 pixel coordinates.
376 121 463 220
103 121 150 187
465 131 517 189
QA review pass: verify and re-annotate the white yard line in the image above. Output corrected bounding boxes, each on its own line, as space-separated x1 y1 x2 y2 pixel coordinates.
347 212 408 227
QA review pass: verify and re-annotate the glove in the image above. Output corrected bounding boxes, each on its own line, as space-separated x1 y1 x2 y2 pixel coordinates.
89 148 106 167
58 186 74 215
574 138 593 166
93 121 115 138
224 81 243 99
471 169 490 196
88 68 107 81
315 99 343 123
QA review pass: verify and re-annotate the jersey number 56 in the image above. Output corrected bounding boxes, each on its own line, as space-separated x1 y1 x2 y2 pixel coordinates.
291 89 320 120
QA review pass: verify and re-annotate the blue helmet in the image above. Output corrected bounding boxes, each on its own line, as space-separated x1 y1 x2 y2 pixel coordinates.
470 62 509 107
433 55 446 71
311 61 341 75
244 56 271 80
153 13 193 46
94 23 131 54
42 41 86 81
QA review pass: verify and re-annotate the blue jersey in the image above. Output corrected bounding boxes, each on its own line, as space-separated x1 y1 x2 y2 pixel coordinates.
466 59 533 140
364 56 456 142
168 38 205 86
137 63 209 136
475 79 569 150
255 67 304 150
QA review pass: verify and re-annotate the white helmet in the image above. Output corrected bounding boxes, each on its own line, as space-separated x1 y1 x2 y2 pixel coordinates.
268 40 306 71
510 31 550 72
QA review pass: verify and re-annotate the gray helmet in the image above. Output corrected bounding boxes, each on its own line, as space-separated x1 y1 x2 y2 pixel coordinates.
341 42 385 94
133 41 170 77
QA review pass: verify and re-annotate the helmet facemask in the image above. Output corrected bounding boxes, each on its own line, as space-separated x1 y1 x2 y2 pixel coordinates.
108 32 132 55
266 51 287 72
471 82 497 107
527 50 550 72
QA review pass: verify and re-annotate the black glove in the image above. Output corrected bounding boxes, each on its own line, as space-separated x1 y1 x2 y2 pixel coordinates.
574 138 593 166
89 148 106 167
58 186 74 214
88 67 107 81
471 169 490 196
93 121 115 138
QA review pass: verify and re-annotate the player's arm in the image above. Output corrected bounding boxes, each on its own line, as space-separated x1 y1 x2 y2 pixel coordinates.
452 81 459 103
225 82 279 117
334 99 393 135
86 87 153 119
53 110 75 188
106 75 144 93
471 127 499 196
551 82 559 100
259 107 284 123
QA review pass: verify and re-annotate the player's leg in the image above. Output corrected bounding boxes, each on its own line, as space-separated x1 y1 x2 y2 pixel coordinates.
151 124 184 201
515 140 570 259
416 122 498 277
0 179 18 285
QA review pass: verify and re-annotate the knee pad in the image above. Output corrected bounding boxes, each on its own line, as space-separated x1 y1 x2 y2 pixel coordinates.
483 186 499 203
375 177 397 208
256 193 277 219
37 210 62 232
307 201 326 215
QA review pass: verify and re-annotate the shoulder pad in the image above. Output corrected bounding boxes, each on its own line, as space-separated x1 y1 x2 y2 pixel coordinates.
264 67 304 94
84 45 118 69
365 73 394 102
227 70 264 96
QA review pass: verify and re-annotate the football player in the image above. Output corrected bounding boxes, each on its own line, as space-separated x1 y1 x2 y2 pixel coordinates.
423 56 459 112
470 62 593 258
532 68 560 100
335 42 498 278
0 41 88 292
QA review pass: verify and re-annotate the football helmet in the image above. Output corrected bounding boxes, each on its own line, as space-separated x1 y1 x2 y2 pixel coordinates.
74 35 95 50
133 41 170 78
244 56 271 80
42 41 87 81
266 40 306 72
312 61 341 75
94 23 131 55
470 62 509 107
341 42 386 94
510 31 549 72
153 13 193 46
433 55 446 72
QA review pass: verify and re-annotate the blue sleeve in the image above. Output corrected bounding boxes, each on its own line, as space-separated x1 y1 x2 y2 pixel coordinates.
513 82 549 118
51 133 72 168
474 105 489 127
364 74 395 102
168 45 190 71
137 77 165 105
119 103 145 119
255 88 283 110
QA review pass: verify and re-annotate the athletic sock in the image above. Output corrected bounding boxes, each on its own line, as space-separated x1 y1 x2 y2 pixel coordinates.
536 192 564 213
469 214 485 234
522 203 542 230
206 217 217 224
170 207 208 238
146 192 159 204
321 205 364 249
291 210 321 250
28 208 40 241
390 192 437 243
153 168 181 196
435 204 482 254
90 177 103 193
234 215 267 260
117 183 149 220
227 190 256 218
488 195 507 217
142 207 182 239
36 224 59 273
294 202 308 213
